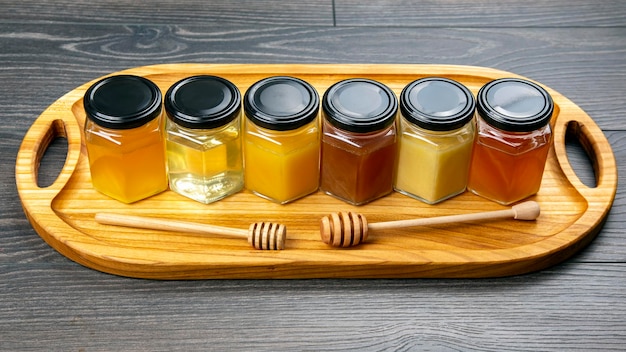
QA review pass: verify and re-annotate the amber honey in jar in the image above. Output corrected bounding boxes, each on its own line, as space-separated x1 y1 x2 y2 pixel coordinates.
395 77 476 204
467 78 554 205
164 75 244 204
243 76 320 204
320 78 398 205
83 75 168 203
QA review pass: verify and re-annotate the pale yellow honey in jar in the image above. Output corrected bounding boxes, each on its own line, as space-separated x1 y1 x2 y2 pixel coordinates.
83 75 168 203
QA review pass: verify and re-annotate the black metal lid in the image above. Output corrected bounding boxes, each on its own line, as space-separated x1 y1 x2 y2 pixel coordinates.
400 77 475 131
83 75 162 129
165 75 241 129
243 76 319 131
477 78 553 132
322 78 398 133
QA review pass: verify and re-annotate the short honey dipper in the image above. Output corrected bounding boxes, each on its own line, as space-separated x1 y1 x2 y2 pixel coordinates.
320 201 541 248
95 213 286 250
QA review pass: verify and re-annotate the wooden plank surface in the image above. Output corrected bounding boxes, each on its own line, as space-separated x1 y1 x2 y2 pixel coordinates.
1 263 625 350
2 0 626 349
335 0 626 27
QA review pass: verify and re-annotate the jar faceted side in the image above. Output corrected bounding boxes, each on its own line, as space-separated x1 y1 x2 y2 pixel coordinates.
467 116 552 205
394 116 475 204
243 118 320 204
84 115 168 203
320 118 397 205
165 116 244 204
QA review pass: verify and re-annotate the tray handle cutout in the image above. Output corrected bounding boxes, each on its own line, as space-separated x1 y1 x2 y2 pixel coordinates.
565 121 598 188
34 119 69 188
16 99 82 198
552 108 617 202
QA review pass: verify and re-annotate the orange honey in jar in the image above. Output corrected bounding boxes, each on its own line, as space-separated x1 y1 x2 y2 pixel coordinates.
83 75 168 203
467 78 554 205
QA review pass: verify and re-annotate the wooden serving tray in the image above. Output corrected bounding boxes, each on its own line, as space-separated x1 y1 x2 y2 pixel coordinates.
16 64 617 279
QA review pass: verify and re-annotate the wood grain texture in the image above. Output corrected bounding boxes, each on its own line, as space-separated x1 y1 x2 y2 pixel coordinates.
2 0 626 349
335 0 626 27
15 63 617 279
3 0 624 27
0 0 334 25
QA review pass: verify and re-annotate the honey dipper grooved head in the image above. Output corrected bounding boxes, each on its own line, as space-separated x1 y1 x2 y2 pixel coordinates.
248 222 286 250
320 211 368 248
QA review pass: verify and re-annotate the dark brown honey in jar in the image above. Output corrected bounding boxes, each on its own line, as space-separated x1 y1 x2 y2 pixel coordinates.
320 78 398 205
467 78 554 205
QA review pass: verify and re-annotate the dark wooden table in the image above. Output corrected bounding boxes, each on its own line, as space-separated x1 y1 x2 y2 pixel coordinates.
2 1 625 350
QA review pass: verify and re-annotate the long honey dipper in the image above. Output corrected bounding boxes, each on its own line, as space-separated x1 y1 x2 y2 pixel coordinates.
95 213 286 250
320 201 540 248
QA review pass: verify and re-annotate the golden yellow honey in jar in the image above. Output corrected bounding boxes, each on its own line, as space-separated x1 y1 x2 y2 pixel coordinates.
83 75 168 203
394 77 476 204
243 76 320 204
164 75 244 204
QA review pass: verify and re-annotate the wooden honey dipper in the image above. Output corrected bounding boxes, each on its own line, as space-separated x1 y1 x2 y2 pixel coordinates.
320 201 541 248
95 213 286 250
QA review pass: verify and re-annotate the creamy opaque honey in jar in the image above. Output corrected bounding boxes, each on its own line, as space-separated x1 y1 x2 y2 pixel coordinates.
320 78 398 205
243 76 320 204
467 78 554 205
83 75 168 203
164 75 244 204
395 77 476 204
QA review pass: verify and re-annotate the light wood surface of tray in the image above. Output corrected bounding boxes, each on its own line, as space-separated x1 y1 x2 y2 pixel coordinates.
15 64 617 279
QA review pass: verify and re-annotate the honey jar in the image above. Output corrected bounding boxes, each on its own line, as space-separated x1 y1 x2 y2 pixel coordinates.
243 76 320 204
467 78 554 205
164 75 244 204
320 78 398 205
395 77 476 204
83 75 168 203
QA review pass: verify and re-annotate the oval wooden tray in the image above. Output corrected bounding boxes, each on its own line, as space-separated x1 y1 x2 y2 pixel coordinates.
16 64 617 279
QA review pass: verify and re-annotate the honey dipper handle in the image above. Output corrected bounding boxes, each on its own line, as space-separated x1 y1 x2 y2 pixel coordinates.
95 213 248 238
368 201 540 231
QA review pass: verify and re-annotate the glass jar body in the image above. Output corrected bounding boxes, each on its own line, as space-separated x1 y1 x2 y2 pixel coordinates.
165 115 243 204
84 115 168 203
320 119 397 205
395 116 475 204
467 115 552 205
244 119 320 204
